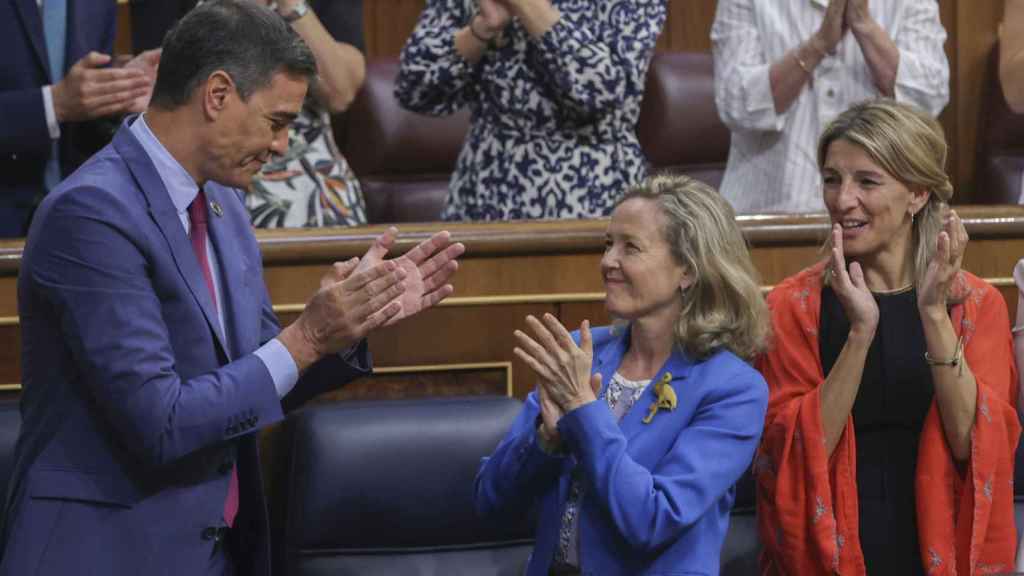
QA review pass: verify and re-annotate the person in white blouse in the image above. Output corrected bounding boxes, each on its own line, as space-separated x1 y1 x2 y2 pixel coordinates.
711 0 949 214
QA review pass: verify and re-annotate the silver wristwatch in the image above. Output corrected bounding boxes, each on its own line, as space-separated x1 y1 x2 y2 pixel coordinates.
270 1 309 23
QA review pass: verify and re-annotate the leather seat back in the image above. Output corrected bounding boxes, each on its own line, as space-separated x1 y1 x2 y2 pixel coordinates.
275 396 532 576
638 52 731 189
336 59 470 223
978 43 1024 205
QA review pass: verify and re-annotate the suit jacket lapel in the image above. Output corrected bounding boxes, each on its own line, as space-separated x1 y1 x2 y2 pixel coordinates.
618 343 695 444
13 0 49 77
111 121 230 359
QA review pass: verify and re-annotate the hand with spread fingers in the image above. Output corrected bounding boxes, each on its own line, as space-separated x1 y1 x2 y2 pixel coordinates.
917 207 968 314
828 223 880 338
52 51 153 122
355 227 466 325
280 257 410 372
514 315 602 415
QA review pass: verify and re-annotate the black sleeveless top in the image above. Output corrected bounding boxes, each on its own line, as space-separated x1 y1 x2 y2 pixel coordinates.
819 286 933 575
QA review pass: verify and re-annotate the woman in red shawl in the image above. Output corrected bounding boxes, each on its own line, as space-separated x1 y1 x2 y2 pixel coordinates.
756 99 1020 575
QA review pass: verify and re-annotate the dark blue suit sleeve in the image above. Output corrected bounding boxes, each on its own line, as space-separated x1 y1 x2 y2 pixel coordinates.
29 189 285 467
558 368 768 553
0 88 50 158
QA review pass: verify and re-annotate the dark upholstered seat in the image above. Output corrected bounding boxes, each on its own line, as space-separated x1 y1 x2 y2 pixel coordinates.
335 58 470 224
270 396 532 576
978 43 1024 205
0 400 19 511
637 51 731 189
720 468 759 575
336 52 731 223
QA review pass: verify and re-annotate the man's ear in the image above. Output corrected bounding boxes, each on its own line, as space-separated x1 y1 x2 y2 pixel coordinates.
202 70 235 120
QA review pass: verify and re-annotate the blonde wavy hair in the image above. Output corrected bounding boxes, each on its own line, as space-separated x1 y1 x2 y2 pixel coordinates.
615 175 770 361
817 99 954 292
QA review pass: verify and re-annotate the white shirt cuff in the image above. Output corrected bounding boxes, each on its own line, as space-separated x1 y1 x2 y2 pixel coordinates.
41 86 61 140
255 338 300 398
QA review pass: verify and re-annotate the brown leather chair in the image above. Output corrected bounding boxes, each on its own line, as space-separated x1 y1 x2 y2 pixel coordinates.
638 52 731 189
978 42 1024 205
337 52 732 223
335 58 470 223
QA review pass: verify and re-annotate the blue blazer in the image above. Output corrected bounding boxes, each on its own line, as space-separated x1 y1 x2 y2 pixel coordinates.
0 120 368 576
475 325 768 575
0 0 118 237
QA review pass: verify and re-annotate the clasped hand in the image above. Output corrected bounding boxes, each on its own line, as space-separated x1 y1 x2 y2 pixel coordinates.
514 314 602 444
816 0 872 54
281 227 464 372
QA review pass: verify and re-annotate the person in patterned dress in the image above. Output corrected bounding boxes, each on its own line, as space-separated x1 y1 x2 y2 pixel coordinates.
756 100 1019 575
475 175 770 575
395 0 667 221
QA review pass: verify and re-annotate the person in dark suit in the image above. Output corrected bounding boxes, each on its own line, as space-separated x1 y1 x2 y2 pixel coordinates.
0 2 464 575
0 0 155 237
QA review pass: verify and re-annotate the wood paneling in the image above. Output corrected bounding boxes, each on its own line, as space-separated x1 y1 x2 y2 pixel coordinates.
3 207 1024 397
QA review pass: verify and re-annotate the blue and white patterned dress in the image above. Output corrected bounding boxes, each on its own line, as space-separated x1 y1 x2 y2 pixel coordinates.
396 0 667 221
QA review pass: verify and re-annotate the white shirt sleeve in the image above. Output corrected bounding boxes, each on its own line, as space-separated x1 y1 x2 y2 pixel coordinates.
891 0 950 116
711 0 787 133
41 86 61 140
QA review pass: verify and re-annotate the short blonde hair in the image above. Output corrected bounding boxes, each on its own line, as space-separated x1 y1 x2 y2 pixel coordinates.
817 99 953 291
616 175 770 361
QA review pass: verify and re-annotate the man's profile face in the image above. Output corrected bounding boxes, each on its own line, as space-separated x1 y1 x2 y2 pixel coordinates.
206 71 308 190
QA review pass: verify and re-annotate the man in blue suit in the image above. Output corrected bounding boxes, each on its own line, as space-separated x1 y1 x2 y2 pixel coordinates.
0 1 465 574
0 0 154 237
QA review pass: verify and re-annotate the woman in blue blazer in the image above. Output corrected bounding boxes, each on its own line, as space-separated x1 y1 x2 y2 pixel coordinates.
475 175 771 575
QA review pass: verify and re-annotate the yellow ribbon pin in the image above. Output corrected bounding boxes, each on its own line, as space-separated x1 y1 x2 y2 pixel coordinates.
642 372 677 424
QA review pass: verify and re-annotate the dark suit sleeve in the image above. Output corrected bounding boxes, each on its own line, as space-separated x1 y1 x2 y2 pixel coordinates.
29 188 285 467
313 0 364 50
0 88 50 158
128 0 197 52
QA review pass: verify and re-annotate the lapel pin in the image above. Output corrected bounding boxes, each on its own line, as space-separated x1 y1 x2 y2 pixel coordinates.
210 200 224 217
642 372 677 424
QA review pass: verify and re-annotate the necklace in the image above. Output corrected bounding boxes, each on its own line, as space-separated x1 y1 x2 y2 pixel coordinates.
870 284 914 295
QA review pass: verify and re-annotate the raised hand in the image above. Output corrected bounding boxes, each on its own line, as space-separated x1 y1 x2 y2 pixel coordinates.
514 315 601 414
478 0 512 33
355 227 465 325
844 0 872 34
536 382 563 448
52 52 153 122
120 49 161 113
279 258 408 372
815 0 849 55
829 224 879 338
918 208 968 315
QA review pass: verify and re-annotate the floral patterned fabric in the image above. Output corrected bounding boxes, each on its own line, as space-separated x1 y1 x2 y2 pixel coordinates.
756 261 1020 575
247 103 367 228
553 372 650 568
395 0 667 221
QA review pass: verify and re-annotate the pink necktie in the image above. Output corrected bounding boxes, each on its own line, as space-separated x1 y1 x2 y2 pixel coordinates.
188 189 239 527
